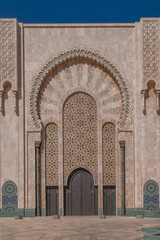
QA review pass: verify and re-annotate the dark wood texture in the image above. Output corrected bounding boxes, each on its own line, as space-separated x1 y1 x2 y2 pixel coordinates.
46 187 59 216
64 169 98 215
103 186 116 215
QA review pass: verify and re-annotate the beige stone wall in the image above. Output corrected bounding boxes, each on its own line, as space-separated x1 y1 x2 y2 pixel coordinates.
1 18 160 213
24 24 135 211
134 19 160 208
0 20 25 209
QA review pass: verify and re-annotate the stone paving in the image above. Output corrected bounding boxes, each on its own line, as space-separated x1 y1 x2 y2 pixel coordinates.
0 216 159 240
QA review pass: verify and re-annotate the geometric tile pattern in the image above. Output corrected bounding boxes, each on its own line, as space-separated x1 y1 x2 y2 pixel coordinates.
144 179 159 210
45 123 58 186
2 180 18 211
27 132 40 208
143 20 159 81
0 20 16 83
63 92 98 185
118 131 134 208
102 123 116 185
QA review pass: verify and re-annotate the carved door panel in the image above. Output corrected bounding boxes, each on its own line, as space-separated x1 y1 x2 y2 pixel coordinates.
46 187 59 216
71 171 81 215
64 169 98 215
103 186 116 215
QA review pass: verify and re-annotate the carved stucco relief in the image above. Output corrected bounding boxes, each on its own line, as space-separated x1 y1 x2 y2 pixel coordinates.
0 19 17 90
29 49 132 130
102 123 116 185
143 20 159 83
118 131 134 208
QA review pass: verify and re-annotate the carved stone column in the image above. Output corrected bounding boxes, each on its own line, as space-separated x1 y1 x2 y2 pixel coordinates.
119 140 125 216
156 90 160 114
141 90 147 115
35 141 41 216
0 90 4 114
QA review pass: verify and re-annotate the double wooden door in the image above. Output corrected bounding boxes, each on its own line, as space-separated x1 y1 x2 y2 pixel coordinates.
64 169 98 215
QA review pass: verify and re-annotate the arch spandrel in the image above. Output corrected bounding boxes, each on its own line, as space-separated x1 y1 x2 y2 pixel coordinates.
30 49 131 130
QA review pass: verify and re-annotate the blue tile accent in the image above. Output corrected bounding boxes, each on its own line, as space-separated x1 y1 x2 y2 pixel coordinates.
2 180 18 211
144 180 159 210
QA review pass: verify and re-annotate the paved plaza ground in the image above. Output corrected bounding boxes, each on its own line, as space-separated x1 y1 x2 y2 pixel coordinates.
0 216 159 240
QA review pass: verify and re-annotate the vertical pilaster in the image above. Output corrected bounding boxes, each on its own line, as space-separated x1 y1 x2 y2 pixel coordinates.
0 90 4 114
119 140 125 216
156 89 160 114
98 123 103 216
59 114 63 216
12 90 18 114
35 141 41 216
141 90 147 115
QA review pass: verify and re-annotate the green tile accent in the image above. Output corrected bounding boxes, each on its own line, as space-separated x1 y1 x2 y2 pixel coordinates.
59 208 63 216
41 208 45 216
142 227 160 239
0 208 46 217
117 208 121 215
0 209 24 217
117 208 160 218
24 208 36 217
99 208 103 216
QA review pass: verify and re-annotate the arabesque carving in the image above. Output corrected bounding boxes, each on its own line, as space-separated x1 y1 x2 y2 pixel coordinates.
0 20 17 89
102 123 116 185
143 20 159 82
30 49 131 129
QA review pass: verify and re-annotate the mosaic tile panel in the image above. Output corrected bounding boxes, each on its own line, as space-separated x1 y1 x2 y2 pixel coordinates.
144 180 159 210
45 123 58 186
2 180 18 211
63 92 98 185
102 123 116 185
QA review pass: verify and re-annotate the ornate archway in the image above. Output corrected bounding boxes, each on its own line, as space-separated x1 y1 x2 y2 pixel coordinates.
30 49 131 130
27 49 133 216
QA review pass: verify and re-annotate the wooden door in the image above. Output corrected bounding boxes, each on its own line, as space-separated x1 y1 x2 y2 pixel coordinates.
64 169 98 215
103 186 116 215
46 187 59 216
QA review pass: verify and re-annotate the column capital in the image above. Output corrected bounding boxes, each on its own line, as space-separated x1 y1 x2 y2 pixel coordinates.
119 140 125 147
35 141 41 148
156 89 160 94
141 89 147 95
12 89 18 95
0 90 4 95
155 89 160 114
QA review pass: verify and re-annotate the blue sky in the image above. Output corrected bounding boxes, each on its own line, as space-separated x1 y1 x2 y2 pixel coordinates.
0 0 160 23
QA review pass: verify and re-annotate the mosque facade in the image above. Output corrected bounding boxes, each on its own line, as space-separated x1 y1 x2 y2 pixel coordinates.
0 18 160 217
